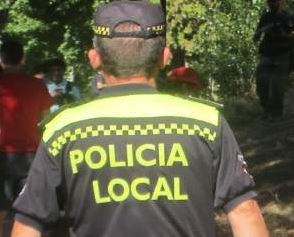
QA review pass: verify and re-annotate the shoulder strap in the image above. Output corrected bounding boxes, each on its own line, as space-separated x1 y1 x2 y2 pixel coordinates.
188 96 224 110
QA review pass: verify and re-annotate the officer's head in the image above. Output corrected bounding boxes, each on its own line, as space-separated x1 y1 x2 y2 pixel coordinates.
0 39 24 67
91 0 170 80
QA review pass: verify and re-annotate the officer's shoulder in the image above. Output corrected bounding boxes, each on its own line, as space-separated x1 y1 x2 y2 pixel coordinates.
40 97 92 128
39 104 70 131
186 96 224 110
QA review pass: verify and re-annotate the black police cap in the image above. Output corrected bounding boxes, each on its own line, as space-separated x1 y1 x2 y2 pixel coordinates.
93 0 165 39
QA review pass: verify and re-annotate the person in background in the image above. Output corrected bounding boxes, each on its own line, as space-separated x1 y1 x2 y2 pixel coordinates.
45 58 80 112
166 63 202 96
10 1 268 237
0 39 52 237
90 72 105 96
32 62 48 82
88 48 105 96
253 0 294 120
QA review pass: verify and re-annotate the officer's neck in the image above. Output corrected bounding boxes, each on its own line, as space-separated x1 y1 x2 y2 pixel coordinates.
104 74 156 88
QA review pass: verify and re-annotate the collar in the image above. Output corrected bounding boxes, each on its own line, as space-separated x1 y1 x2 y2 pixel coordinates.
98 83 158 98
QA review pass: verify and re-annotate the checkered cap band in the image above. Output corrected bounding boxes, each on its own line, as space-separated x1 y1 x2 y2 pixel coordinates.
93 0 165 38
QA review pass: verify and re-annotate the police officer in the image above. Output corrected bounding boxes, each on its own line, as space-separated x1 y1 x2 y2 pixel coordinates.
254 0 294 120
11 1 269 237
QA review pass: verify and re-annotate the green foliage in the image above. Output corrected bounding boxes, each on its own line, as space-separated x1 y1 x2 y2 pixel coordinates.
0 0 99 95
0 0 293 99
166 0 268 99
166 0 294 99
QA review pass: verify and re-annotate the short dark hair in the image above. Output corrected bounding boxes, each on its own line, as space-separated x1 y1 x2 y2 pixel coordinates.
94 22 165 79
0 39 24 65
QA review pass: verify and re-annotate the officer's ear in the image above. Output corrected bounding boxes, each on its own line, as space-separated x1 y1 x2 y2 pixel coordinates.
88 48 102 71
160 47 172 69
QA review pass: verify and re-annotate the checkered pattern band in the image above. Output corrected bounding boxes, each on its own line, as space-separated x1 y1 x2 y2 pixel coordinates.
48 123 217 156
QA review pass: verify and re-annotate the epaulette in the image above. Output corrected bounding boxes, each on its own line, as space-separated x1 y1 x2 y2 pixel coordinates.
39 97 94 132
38 104 70 134
187 96 224 110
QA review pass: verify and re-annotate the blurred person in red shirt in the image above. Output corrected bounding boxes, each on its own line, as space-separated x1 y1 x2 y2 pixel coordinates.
0 39 52 237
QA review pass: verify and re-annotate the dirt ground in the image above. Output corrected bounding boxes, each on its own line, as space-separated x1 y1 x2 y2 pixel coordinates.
215 89 294 237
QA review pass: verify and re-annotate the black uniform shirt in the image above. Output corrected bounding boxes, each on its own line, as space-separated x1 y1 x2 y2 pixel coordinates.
255 9 294 56
13 84 256 237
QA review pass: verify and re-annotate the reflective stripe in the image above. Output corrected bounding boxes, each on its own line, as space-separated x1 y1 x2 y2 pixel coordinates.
48 123 217 157
43 94 219 142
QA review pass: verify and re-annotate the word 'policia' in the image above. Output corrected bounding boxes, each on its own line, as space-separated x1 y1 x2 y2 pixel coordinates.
70 143 189 173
